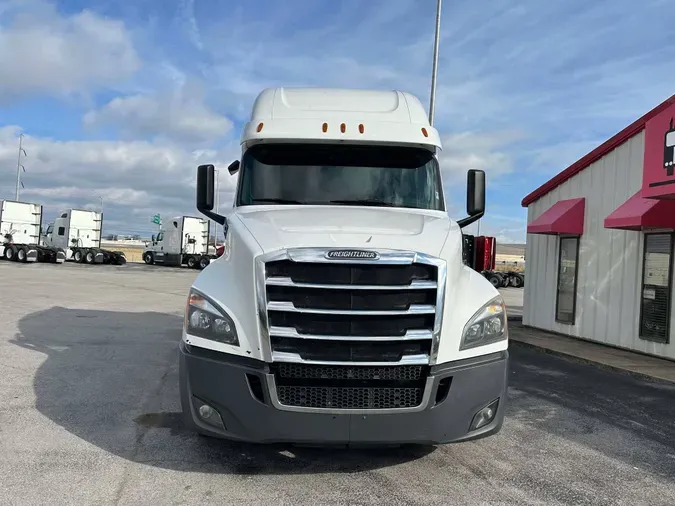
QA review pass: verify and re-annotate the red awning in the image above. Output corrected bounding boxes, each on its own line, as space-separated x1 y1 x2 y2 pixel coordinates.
604 190 675 231
527 198 585 236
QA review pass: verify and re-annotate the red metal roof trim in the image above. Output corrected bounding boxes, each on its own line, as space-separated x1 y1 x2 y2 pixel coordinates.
522 94 675 207
604 190 675 231
527 198 585 236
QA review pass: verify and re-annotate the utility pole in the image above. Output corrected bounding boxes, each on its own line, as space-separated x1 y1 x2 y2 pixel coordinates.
214 168 220 246
15 133 27 200
428 0 443 126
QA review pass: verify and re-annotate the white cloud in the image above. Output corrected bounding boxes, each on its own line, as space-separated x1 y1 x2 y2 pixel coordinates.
83 90 233 145
438 130 528 183
0 1 140 101
0 126 240 235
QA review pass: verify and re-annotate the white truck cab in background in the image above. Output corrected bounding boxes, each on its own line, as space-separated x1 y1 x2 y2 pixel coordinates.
43 209 126 265
179 87 509 445
1 200 66 264
143 216 214 269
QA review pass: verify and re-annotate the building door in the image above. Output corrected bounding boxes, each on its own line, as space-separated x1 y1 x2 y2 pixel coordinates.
640 233 674 343
555 236 580 324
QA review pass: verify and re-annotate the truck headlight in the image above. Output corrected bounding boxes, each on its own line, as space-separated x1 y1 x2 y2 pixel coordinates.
185 289 239 346
460 296 507 350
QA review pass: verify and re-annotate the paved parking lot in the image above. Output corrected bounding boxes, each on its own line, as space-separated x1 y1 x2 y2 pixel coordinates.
1 261 673 505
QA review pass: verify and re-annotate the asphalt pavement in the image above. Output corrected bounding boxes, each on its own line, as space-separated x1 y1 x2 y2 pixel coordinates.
1 261 673 505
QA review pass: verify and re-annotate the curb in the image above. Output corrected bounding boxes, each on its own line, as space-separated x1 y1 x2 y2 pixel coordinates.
509 338 675 385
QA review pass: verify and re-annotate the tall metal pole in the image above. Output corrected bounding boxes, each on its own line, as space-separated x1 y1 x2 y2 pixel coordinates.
15 133 26 200
214 168 220 246
428 0 443 126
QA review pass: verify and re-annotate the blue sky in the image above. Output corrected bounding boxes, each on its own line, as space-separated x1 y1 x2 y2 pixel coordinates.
1 0 674 241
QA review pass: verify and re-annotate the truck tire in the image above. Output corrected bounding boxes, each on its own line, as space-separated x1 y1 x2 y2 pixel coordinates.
4 245 17 261
186 255 197 269
143 252 154 265
73 249 83 262
113 252 127 265
513 274 524 288
84 250 95 264
500 274 510 288
17 247 27 263
486 273 501 288
199 256 210 269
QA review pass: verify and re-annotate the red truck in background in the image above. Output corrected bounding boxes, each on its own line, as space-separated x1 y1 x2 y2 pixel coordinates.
462 234 524 288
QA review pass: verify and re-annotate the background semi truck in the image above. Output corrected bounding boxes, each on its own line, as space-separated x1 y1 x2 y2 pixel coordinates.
463 234 524 288
0 200 65 264
142 216 214 269
42 209 127 265
178 87 509 446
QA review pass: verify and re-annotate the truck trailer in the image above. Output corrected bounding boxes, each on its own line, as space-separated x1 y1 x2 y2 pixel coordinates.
42 209 127 265
0 200 66 264
142 216 214 269
179 87 509 446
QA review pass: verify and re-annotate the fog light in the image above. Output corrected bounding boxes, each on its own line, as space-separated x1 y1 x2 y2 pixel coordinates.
469 399 499 432
193 396 224 429
199 405 214 419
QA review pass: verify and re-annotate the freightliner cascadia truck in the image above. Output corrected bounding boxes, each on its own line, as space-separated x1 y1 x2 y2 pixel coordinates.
179 87 509 445
42 209 127 265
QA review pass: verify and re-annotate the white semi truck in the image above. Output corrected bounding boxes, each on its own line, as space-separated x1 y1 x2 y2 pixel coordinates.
179 87 509 445
142 216 214 269
0 200 66 264
42 209 127 265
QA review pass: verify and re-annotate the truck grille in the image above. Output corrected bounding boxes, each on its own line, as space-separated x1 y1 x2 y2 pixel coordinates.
258 248 444 411
276 385 423 410
272 363 426 409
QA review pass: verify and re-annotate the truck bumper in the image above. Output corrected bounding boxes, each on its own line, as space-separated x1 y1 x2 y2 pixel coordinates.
178 341 509 445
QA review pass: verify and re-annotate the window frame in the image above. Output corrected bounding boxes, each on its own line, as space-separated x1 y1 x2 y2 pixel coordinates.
638 232 674 344
57 226 65 236
555 235 580 325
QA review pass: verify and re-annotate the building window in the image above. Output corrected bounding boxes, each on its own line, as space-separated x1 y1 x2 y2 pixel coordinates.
57 227 65 236
639 233 673 343
555 236 580 324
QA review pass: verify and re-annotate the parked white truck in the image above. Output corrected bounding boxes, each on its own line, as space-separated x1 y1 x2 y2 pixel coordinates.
179 87 509 445
0 200 66 264
142 216 214 269
42 209 127 265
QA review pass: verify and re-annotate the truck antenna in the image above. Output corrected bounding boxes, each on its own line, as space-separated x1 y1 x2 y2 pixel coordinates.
428 0 442 126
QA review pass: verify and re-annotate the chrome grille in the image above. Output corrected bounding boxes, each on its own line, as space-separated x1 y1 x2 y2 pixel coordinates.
256 248 446 412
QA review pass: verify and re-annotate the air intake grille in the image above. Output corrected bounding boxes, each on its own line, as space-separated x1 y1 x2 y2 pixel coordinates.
276 385 424 410
275 363 424 381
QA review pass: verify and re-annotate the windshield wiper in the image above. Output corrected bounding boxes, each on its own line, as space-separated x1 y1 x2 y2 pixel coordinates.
329 199 396 207
251 198 304 204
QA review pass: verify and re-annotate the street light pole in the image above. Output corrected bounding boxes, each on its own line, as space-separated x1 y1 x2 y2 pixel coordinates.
214 168 220 246
15 133 27 200
428 0 443 126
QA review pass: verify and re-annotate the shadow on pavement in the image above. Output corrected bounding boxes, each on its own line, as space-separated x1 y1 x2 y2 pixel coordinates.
13 307 433 475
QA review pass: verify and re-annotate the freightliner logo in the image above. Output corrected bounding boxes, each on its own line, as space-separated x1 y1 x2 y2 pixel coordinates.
325 250 379 260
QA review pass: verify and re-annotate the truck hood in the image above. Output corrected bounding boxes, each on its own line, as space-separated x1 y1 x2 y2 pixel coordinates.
233 205 454 257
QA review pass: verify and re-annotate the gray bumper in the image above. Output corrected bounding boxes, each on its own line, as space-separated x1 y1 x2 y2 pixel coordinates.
179 341 509 445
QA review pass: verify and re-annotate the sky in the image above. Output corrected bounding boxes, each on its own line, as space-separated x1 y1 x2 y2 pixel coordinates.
1 0 674 242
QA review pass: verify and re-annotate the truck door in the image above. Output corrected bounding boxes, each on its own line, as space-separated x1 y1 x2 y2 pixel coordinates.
154 232 165 261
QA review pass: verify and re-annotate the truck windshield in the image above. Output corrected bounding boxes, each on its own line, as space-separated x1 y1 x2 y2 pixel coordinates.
236 143 445 211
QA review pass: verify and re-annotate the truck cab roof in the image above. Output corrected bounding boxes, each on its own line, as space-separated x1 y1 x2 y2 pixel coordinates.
241 87 442 150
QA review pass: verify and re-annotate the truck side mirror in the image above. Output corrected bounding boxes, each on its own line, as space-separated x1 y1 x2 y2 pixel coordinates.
197 164 215 211
457 169 485 228
196 164 226 225
228 160 240 175
151 234 156 243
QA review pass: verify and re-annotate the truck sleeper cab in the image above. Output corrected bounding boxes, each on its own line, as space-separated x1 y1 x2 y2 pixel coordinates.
179 87 509 445
143 216 214 269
